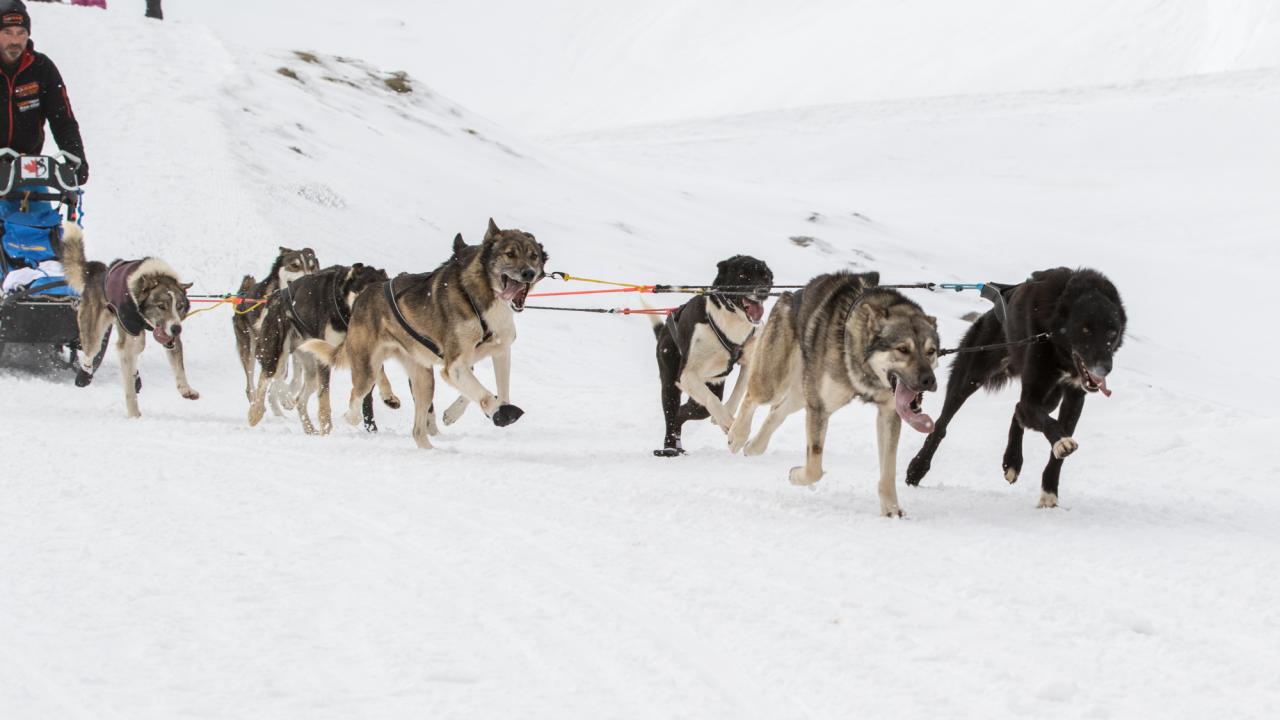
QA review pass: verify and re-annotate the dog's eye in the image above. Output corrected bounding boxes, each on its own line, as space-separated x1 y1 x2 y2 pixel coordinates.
896 345 911 354
505 250 517 259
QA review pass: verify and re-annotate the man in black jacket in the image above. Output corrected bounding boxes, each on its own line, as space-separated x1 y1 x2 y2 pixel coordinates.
0 0 88 184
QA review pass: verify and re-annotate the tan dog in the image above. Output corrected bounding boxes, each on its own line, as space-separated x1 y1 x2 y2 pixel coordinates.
728 271 940 516
301 219 547 448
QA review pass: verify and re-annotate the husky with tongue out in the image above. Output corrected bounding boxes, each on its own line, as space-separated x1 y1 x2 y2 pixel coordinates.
906 267 1126 509
301 219 547 450
727 271 940 517
649 255 774 457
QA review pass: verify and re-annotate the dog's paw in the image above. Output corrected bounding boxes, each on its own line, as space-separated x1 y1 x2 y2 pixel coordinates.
383 395 401 410
343 409 362 427
1052 437 1079 459
74 369 93 388
492 404 524 427
442 397 468 426
363 418 379 433
1038 492 1059 509
789 466 821 486
181 388 200 400
743 437 769 457
1003 466 1019 484
881 504 905 518
247 404 265 427
905 456 930 486
653 447 686 458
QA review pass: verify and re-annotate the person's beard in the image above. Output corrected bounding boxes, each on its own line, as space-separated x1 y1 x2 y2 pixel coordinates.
0 44 22 66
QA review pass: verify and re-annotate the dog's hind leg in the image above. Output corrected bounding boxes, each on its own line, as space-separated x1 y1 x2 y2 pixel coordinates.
1036 387 1086 508
876 403 906 517
318 365 335 435
74 310 112 387
233 320 255 403
118 333 144 418
789 401 831 486
342 349 381 428
407 365 437 449
294 353 320 434
376 365 400 409
248 362 276 427
165 336 200 400
906 318 1006 486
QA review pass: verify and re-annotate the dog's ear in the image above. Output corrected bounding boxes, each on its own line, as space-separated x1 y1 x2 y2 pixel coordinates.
278 245 293 255
453 233 468 254
862 271 881 288
179 281 193 292
925 314 938 329
485 218 501 241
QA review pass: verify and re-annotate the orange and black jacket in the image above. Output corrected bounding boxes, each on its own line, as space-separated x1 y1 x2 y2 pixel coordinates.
0 40 87 183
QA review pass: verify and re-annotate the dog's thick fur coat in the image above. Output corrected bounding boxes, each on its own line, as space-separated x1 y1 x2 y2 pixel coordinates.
906 267 1126 508
301 219 547 449
728 271 940 516
60 224 199 418
649 255 773 456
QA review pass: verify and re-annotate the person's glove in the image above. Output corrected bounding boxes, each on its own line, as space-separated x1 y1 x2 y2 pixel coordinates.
75 161 89 186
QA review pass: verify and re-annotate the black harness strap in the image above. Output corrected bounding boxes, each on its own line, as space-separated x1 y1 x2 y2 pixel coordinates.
460 284 493 343
280 285 315 338
383 277 443 357
330 277 351 332
705 299 753 379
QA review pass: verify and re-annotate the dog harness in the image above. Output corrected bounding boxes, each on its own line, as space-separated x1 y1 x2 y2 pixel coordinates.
665 298 754 379
104 259 148 337
279 271 354 339
384 274 443 357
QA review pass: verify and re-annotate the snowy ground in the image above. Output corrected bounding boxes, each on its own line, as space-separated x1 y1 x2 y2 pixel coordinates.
2 3 1279 719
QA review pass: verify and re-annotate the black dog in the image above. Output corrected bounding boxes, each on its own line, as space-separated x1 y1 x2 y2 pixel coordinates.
650 255 774 457
906 267 1126 507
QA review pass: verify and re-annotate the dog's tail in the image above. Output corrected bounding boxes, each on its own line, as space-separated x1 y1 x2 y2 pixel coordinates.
298 338 348 368
640 297 664 339
237 274 256 295
59 222 88 293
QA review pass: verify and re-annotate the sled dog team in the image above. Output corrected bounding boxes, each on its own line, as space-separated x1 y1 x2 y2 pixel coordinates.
57 219 1126 515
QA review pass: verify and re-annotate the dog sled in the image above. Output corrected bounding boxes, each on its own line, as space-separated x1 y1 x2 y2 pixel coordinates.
0 151 105 373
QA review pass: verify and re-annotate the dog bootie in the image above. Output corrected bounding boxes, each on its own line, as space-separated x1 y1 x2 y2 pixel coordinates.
492 404 524 427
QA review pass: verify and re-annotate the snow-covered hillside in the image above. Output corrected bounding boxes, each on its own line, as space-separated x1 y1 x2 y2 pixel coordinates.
2 2 1278 719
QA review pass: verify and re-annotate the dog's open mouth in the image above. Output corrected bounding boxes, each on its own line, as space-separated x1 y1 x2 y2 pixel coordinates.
1072 353 1112 397
890 373 935 434
500 276 532 312
741 296 765 324
153 326 176 349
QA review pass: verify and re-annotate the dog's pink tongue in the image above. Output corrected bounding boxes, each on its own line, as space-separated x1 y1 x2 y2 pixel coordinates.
153 327 173 346
500 278 521 301
745 301 764 323
1093 372 1113 398
895 381 935 434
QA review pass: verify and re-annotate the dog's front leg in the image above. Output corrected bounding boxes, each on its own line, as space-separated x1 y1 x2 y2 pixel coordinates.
166 336 200 400
493 348 512 406
376 365 401 409
1037 387 1086 508
678 370 734 432
119 334 144 418
727 396 758 453
444 359 521 427
876 402 905 517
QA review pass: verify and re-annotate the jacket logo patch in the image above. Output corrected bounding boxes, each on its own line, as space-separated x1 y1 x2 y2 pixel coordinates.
14 81 37 98
21 156 49 180
16 98 39 112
